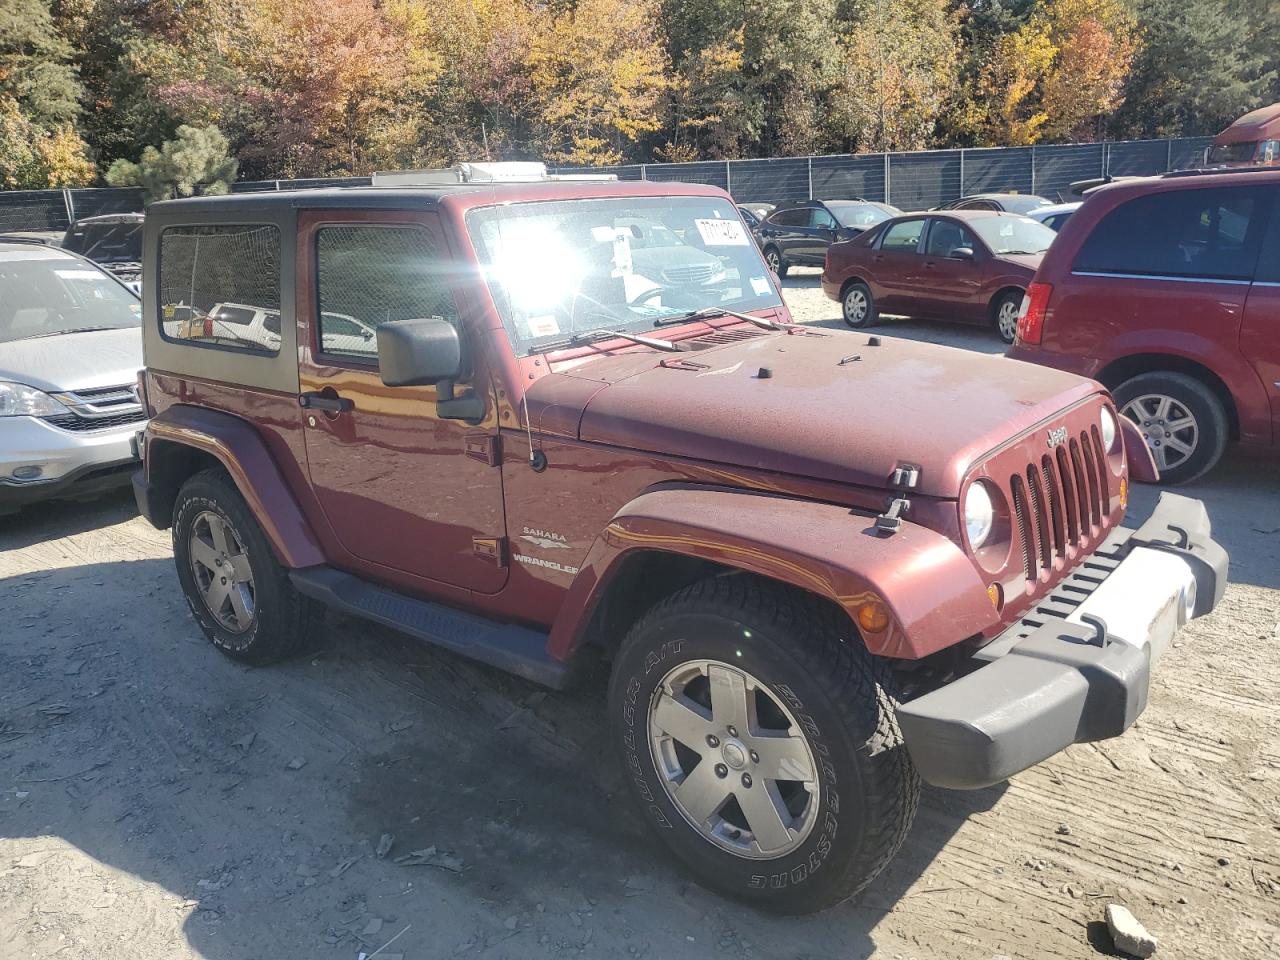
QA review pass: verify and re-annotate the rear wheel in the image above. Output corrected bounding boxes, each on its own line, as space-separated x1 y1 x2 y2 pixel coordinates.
763 246 789 278
1113 372 1228 484
172 469 320 663
842 281 878 328
608 576 919 914
990 289 1023 344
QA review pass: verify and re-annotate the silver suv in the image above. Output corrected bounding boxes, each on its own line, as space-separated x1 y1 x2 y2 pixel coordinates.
0 239 146 512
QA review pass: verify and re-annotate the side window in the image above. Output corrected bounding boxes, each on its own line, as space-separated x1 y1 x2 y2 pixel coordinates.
810 208 838 230
925 219 974 257
769 209 805 227
316 224 458 362
1257 197 1280 282
1075 186 1274 281
159 224 281 353
879 219 925 252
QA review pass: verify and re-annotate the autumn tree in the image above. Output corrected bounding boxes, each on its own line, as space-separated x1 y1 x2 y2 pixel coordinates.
978 0 1138 144
829 0 961 152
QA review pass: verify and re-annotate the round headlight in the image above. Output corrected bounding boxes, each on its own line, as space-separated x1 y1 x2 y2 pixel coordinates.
964 481 995 549
1100 406 1118 452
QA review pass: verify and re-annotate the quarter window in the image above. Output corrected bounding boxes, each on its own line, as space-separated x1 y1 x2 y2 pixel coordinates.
158 224 281 353
880 219 925 252
1074 186 1274 281
315 225 459 362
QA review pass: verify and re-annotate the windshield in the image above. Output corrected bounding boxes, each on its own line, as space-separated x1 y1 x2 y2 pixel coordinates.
0 250 139 343
1207 141 1258 164
827 202 897 228
970 216 1056 255
62 221 143 263
467 197 783 356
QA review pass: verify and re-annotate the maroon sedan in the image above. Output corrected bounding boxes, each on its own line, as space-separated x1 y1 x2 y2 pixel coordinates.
822 210 1056 342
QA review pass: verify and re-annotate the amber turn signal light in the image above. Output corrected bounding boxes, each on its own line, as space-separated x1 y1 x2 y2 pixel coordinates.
856 601 891 633
987 583 1002 610
1119 476 1129 510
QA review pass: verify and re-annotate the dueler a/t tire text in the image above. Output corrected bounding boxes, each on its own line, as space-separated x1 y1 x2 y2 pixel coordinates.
607 575 919 914
172 468 320 664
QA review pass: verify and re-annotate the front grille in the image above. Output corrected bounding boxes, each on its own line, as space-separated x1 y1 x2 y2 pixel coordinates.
662 263 719 284
43 410 146 432
1010 427 1111 582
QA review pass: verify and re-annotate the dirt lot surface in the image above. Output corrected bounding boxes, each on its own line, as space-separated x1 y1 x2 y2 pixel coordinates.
2 273 1278 959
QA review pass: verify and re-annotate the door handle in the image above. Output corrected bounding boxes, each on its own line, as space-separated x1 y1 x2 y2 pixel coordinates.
299 391 354 413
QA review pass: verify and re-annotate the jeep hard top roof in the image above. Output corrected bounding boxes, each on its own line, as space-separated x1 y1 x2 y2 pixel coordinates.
148 179 731 218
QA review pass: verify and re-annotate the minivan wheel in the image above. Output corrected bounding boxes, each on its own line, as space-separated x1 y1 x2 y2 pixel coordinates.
842 281 878 328
608 575 919 914
172 468 320 663
763 246 789 278
1113 372 1228 484
991 290 1023 344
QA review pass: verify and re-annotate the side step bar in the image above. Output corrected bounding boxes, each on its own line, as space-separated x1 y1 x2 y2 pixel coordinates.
289 566 572 690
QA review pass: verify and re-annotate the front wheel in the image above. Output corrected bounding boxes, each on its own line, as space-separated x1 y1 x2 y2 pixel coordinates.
608 576 919 914
763 246 789 278
990 290 1023 344
1114 372 1228 484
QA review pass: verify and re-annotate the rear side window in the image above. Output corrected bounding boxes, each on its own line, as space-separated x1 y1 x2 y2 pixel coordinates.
1074 186 1274 282
159 224 281 353
768 209 807 227
879 219 925 251
315 224 459 362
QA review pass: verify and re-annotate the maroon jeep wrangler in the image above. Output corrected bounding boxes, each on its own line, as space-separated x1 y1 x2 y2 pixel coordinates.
132 164 1227 914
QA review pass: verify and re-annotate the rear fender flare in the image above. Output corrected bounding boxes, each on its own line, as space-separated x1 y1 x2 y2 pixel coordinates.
549 487 998 661
146 405 325 569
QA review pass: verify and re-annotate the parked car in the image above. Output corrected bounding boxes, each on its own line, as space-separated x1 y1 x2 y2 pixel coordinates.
936 193 1054 215
1205 102 1280 167
737 205 764 230
0 238 145 512
61 212 144 293
738 201 775 222
1029 201 1080 231
754 198 901 276
132 164 1223 914
1009 166 1280 483
0 230 64 246
822 210 1056 342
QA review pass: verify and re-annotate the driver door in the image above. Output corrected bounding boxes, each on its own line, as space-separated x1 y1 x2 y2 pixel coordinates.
919 218 986 319
296 209 508 594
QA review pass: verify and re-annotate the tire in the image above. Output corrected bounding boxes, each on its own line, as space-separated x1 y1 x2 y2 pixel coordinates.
1113 372 1228 484
172 468 320 663
763 246 789 278
841 281 878 329
608 575 919 914
990 289 1023 344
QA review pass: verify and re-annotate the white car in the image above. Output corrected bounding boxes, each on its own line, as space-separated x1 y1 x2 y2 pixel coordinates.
0 239 145 512
1028 202 1081 232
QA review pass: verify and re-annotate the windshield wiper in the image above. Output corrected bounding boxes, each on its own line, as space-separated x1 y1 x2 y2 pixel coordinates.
24 326 119 339
653 306 789 330
538 326 683 353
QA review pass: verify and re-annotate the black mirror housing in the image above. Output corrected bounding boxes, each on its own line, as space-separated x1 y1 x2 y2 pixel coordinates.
377 317 463 387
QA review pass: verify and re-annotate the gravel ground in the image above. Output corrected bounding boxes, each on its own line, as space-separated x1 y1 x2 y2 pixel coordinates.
1 274 1277 959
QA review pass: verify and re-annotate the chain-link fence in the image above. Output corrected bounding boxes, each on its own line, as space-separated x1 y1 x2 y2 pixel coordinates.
0 137 1217 232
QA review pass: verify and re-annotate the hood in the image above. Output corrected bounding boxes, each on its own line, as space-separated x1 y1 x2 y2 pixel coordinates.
995 252 1042 272
530 328 1098 498
0 327 143 393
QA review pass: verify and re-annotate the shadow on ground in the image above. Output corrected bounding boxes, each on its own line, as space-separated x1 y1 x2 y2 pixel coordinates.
1 554 1002 959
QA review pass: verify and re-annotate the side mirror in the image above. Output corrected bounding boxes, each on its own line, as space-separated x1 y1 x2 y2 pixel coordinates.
949 246 975 260
377 317 462 387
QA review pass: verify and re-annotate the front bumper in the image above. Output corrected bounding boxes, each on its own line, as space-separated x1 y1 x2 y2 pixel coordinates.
0 416 142 508
897 492 1227 790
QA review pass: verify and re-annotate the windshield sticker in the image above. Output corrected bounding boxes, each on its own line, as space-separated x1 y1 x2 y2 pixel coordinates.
54 269 108 281
749 276 772 296
694 218 749 247
526 314 560 338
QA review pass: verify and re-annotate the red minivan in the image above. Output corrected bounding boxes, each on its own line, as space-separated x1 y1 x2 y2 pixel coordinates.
1008 168 1280 483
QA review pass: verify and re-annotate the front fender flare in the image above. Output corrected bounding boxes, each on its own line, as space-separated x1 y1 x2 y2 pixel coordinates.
549 487 999 661
144 405 325 569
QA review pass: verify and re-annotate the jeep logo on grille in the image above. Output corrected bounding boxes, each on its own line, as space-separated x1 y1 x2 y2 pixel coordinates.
1047 426 1068 448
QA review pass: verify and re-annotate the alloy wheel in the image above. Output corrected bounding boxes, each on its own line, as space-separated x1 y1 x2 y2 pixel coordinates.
764 250 781 273
844 288 868 324
648 659 820 859
1120 394 1199 472
188 510 256 633
997 299 1020 341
